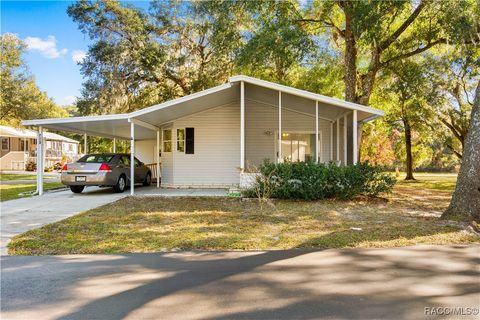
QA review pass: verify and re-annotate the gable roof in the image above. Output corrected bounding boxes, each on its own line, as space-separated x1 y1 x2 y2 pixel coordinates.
21 75 384 139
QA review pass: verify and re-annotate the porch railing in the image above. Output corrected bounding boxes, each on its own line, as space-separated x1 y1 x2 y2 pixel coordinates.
145 163 161 182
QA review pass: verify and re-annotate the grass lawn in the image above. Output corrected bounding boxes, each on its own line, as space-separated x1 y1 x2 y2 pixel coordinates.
0 182 65 202
0 173 37 181
8 173 479 255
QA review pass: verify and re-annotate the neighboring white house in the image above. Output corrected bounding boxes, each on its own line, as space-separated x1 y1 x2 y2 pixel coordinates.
0 125 79 171
22 75 384 194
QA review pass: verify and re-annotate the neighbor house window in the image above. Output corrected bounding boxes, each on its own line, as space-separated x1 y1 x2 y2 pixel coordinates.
177 129 185 152
1 138 9 151
163 129 172 152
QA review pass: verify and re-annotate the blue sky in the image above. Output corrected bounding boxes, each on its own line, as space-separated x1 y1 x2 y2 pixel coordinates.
1 0 149 106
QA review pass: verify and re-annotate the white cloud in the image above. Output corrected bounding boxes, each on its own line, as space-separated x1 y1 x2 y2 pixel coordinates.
63 95 77 105
24 35 67 59
71 50 87 63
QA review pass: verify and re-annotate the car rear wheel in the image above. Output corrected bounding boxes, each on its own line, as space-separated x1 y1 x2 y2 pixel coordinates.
70 185 85 194
143 172 152 186
114 175 126 193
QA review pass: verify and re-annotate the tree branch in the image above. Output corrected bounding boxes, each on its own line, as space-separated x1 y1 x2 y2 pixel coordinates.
381 38 446 66
379 0 428 52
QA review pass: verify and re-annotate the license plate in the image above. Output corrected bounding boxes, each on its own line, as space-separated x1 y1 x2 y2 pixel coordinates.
75 176 86 182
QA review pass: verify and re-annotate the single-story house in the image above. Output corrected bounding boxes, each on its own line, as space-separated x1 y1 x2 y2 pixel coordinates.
0 125 79 171
22 75 384 195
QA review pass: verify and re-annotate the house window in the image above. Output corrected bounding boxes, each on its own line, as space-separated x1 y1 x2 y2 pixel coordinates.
185 127 194 154
177 129 185 152
280 132 316 162
163 129 172 152
1 138 9 151
20 140 28 151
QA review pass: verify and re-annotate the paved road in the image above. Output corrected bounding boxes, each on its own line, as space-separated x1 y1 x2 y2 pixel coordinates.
2 245 479 320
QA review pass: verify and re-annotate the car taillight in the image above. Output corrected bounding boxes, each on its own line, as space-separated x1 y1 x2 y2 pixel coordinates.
61 164 68 172
99 163 112 172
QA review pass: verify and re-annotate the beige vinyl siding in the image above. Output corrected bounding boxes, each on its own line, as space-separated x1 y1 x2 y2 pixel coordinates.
245 101 333 166
170 104 240 187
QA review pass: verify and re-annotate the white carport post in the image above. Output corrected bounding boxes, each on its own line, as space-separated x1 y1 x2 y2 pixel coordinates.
343 114 348 165
315 101 319 163
113 138 116 153
83 133 87 154
130 122 135 195
336 119 340 162
330 122 333 161
156 129 160 188
240 81 245 171
36 126 44 195
278 91 282 163
353 110 358 164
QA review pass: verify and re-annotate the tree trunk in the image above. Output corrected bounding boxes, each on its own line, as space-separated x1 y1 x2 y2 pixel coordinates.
442 82 480 221
342 2 357 103
404 118 415 180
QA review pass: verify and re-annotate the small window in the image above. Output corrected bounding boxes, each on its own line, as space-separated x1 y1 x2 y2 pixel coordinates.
1 138 9 151
20 140 28 151
177 129 185 152
186 128 194 154
163 129 172 152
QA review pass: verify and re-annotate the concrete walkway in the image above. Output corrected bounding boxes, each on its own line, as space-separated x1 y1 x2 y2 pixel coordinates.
2 245 479 320
0 186 228 255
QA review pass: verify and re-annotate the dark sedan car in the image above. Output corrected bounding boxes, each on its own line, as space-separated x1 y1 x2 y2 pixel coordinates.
61 153 151 193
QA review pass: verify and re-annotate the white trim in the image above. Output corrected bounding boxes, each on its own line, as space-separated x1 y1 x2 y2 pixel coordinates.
113 138 116 153
343 114 348 165
353 110 358 164
128 118 160 131
130 83 233 118
22 113 129 126
130 122 135 195
37 126 43 195
336 119 340 161
330 122 333 161
315 101 319 163
156 130 160 188
240 81 245 171
278 91 282 163
229 75 384 116
83 133 87 154
246 98 333 122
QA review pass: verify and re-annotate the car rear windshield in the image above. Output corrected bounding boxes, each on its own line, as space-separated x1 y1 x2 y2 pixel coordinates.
78 154 115 163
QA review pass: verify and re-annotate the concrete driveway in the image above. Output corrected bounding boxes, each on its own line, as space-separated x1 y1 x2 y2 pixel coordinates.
1 245 479 320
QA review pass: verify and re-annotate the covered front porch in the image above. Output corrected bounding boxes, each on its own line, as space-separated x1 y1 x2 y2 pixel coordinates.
22 76 384 195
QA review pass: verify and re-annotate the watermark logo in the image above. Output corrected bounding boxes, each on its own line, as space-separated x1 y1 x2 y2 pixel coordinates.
425 307 479 316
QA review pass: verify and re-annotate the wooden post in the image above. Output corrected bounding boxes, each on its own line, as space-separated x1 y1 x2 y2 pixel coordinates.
353 110 358 164
343 114 348 165
156 130 160 188
278 91 282 163
336 119 340 162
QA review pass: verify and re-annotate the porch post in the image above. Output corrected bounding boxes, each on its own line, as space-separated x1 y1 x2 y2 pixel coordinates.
343 114 348 165
37 126 44 195
330 122 333 161
315 101 319 163
278 91 282 163
240 81 245 171
113 138 116 153
23 137 27 170
353 110 358 164
336 119 340 162
156 129 160 188
130 122 135 195
83 133 87 154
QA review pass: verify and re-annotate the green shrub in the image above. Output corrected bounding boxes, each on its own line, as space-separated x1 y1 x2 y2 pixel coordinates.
243 160 396 200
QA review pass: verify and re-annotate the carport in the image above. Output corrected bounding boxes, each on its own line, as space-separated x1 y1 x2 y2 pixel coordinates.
22 114 161 196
